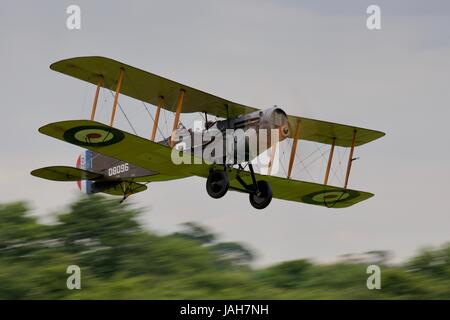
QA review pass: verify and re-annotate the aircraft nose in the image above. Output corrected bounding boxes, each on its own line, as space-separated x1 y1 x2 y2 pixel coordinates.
280 124 290 138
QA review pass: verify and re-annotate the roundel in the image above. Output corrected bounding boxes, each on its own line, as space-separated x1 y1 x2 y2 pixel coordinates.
302 189 360 206
63 125 125 147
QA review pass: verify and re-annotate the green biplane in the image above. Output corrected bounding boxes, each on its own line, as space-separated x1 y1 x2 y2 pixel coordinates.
32 56 385 209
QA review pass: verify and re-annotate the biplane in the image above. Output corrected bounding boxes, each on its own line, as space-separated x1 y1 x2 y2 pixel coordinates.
31 56 385 209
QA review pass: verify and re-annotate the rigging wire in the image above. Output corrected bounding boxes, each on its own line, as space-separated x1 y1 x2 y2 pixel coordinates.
313 143 327 178
123 72 169 140
106 89 138 135
280 141 288 177
122 72 199 142
290 139 315 181
327 146 344 186
85 74 342 185
102 77 138 135
273 141 288 177
303 144 328 172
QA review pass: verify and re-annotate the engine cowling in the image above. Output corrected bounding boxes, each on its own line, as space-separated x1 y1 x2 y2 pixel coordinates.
204 107 291 164
258 107 290 139
219 107 290 139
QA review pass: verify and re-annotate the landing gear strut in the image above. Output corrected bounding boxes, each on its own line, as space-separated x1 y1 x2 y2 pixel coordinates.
206 164 273 210
236 163 273 210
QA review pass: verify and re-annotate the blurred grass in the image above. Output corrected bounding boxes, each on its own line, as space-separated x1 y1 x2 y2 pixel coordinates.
0 195 449 299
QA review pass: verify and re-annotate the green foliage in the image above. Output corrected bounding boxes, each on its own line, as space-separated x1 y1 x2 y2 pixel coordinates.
173 222 216 244
209 242 255 267
407 244 450 279
0 195 449 299
257 259 312 289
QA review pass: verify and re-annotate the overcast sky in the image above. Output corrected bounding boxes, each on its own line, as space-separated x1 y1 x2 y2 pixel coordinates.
1 0 449 266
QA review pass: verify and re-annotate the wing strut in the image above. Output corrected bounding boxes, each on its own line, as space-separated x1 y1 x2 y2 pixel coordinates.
323 137 336 185
109 68 124 126
170 89 185 146
344 130 357 188
151 96 164 141
287 119 301 179
90 77 103 121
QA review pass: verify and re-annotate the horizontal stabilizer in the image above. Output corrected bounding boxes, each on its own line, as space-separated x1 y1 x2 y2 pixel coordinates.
31 166 102 181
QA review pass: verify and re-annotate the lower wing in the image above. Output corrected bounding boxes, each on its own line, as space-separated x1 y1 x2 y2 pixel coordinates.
190 166 373 208
38 120 373 208
238 170 373 208
38 119 191 180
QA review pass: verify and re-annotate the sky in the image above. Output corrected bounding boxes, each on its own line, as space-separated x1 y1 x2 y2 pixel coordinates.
1 0 449 266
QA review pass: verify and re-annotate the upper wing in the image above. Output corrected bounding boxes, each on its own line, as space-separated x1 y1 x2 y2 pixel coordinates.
287 115 385 147
50 56 257 119
38 119 192 179
51 56 384 147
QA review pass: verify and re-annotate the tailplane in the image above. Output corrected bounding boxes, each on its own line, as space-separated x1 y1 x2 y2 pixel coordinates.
31 149 152 200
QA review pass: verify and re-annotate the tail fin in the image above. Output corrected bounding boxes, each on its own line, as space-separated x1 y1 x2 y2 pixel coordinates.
76 150 95 193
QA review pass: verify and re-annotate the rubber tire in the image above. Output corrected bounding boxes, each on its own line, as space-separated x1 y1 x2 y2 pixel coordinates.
249 180 272 209
206 170 229 199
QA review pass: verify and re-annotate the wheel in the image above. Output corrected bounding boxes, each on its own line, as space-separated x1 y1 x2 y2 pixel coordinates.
206 170 229 199
249 180 272 209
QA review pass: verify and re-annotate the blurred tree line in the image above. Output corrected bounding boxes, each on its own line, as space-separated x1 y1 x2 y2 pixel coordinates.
0 196 449 299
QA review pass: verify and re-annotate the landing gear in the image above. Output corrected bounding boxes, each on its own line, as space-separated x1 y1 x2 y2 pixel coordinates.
235 163 273 210
206 170 229 199
206 164 273 209
249 180 272 210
